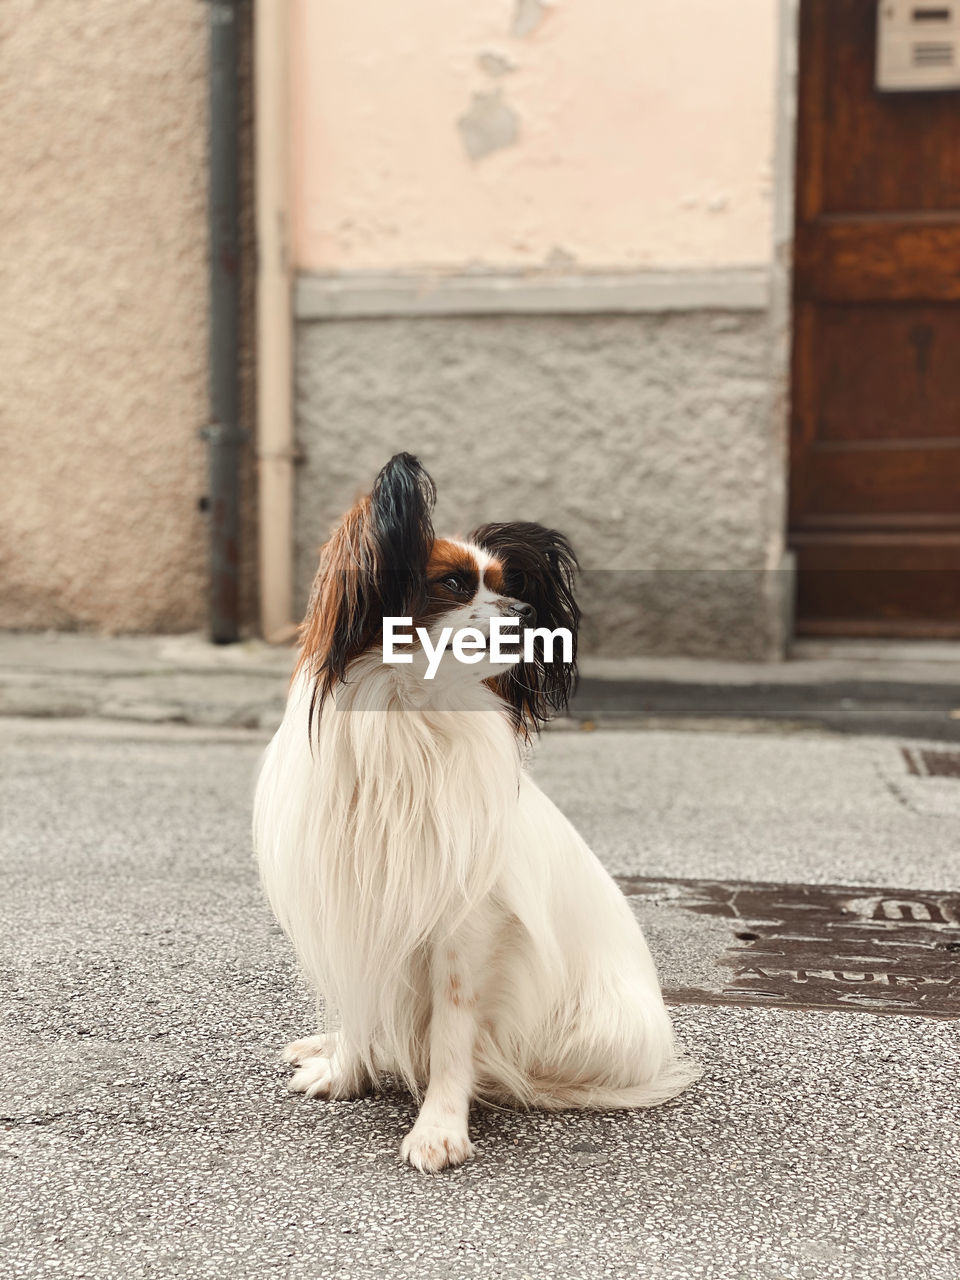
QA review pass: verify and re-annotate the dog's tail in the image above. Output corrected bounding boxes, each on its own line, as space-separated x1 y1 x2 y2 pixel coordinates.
478 1050 703 1112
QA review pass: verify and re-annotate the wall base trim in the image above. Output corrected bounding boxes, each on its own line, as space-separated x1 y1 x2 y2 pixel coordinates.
295 267 771 319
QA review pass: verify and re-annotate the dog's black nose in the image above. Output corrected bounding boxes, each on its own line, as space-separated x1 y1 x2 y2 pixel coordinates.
510 601 537 625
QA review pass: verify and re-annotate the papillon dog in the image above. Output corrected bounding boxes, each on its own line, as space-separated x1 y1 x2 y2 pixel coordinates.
254 453 700 1172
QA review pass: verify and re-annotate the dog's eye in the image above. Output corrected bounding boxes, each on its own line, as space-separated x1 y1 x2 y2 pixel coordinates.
440 575 467 595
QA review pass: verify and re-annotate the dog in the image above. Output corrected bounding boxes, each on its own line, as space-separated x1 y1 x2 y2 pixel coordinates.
253 453 700 1172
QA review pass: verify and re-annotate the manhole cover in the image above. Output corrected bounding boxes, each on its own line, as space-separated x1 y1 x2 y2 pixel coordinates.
617 877 960 1019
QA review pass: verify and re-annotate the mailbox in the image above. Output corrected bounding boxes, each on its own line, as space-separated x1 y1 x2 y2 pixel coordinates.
876 1 960 90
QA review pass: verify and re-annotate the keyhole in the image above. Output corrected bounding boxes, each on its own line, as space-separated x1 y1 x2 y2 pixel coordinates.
908 323 934 391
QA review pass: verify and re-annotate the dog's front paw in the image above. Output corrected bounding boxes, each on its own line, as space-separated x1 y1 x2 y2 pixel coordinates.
288 1055 337 1098
401 1122 474 1173
287 1049 366 1100
281 1035 333 1066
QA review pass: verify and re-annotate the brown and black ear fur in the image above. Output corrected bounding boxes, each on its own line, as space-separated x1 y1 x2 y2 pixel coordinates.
298 453 436 727
469 521 580 735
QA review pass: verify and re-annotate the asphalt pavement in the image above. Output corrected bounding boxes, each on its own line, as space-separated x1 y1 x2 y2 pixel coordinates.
3 701 959 1279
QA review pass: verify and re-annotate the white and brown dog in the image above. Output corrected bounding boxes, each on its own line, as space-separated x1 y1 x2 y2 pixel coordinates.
253 453 700 1172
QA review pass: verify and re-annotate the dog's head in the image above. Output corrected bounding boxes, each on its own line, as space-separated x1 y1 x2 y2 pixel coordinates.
298 452 580 734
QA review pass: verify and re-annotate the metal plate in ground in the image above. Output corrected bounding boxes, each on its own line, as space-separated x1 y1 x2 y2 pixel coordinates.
618 876 960 1019
903 747 960 779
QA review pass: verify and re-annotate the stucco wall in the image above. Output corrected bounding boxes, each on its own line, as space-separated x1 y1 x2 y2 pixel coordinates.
296 312 788 659
1 0 257 634
292 0 776 272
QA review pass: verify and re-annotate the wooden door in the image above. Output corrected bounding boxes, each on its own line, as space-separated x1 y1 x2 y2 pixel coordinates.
790 0 960 636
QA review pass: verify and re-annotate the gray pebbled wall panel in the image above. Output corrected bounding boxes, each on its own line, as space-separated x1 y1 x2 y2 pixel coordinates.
295 311 789 659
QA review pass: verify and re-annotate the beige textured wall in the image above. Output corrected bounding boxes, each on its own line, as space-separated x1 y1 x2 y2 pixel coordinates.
0 0 257 633
292 0 776 272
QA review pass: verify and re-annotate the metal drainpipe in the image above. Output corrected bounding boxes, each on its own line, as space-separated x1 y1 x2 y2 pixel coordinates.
255 0 296 643
205 0 243 643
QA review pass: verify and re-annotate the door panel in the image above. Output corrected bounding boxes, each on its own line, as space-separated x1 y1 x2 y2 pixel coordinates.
812 305 960 442
794 221 960 302
799 447 960 517
793 536 960 636
790 0 960 636
796 1 960 216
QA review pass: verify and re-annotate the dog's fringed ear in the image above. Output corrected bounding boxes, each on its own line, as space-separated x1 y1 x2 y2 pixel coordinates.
370 452 437 621
299 453 436 725
469 521 580 735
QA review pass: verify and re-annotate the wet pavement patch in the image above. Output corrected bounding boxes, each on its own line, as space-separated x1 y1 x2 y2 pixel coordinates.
618 876 960 1019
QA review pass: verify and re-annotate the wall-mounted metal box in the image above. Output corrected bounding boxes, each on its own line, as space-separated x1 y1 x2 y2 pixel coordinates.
876 1 960 90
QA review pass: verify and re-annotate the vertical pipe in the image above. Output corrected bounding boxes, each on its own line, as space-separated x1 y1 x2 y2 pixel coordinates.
206 0 242 643
766 0 800 657
256 0 296 642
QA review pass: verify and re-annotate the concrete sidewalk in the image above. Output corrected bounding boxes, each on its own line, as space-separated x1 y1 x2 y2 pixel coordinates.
1 630 959 739
0 632 295 730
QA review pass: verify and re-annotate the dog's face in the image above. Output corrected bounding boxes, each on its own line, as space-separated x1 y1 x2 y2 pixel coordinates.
419 538 534 645
298 453 580 732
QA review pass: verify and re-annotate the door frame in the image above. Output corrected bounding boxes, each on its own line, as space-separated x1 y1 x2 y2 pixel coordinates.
771 0 801 648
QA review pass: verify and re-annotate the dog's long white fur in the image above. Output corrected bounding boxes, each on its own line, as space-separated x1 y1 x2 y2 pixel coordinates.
254 642 701 1163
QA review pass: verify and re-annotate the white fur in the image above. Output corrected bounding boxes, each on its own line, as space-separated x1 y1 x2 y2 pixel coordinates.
253 625 701 1171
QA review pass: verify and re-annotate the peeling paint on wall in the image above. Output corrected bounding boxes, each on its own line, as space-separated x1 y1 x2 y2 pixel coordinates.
512 0 551 39
293 0 777 271
544 245 578 271
477 50 515 77
457 90 519 161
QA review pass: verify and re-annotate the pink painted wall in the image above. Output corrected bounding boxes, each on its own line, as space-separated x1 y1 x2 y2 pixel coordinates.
291 0 776 273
